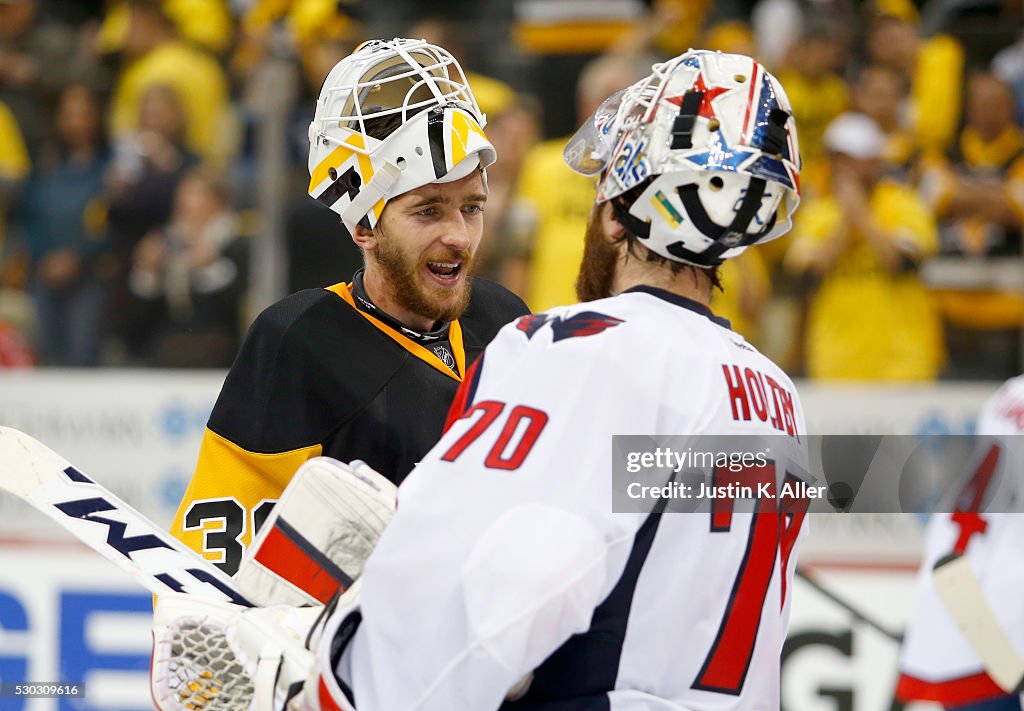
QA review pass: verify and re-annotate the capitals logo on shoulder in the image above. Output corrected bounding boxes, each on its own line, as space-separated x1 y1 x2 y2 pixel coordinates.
516 311 625 342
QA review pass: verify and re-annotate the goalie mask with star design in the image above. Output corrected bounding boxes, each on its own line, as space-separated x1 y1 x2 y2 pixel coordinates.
564 50 801 266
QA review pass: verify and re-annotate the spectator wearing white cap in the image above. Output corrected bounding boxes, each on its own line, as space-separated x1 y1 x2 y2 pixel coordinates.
784 111 943 380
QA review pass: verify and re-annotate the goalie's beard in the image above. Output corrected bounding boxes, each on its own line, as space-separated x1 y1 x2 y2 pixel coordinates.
576 207 620 303
373 224 477 326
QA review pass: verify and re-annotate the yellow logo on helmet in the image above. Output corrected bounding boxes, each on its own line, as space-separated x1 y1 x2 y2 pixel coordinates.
449 110 488 167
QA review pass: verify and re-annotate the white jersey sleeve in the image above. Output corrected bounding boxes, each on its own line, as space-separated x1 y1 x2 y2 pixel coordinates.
898 376 1024 706
319 289 810 711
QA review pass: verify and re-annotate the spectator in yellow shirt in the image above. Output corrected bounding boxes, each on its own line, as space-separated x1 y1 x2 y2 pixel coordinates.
786 112 943 380
865 2 964 155
513 53 649 312
103 0 231 165
471 95 540 296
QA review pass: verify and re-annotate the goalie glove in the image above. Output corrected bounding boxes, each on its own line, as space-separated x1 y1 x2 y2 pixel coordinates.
236 458 397 607
151 593 320 711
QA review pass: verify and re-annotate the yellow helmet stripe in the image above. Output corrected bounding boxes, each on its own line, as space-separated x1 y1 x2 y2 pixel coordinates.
308 133 367 193
449 110 487 167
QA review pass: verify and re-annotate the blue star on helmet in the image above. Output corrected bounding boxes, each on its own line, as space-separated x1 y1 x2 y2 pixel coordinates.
682 129 759 173
748 153 798 192
749 73 795 164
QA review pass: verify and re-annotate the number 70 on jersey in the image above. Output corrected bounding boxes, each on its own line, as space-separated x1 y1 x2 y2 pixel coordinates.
442 399 810 697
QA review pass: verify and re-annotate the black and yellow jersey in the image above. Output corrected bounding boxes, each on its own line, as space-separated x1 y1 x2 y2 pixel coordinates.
172 277 529 573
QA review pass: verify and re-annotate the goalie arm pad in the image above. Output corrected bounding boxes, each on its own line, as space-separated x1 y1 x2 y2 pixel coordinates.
235 457 396 607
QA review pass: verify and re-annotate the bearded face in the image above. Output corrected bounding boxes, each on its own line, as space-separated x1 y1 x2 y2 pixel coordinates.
576 204 622 303
373 225 476 325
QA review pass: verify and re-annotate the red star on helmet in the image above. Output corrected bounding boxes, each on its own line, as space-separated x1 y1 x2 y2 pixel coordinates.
666 73 733 120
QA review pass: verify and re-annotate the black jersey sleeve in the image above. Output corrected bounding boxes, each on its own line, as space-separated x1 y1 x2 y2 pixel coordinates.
208 289 404 453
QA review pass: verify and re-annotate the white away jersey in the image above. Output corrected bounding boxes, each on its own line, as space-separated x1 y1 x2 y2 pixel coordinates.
898 375 1024 706
322 286 810 711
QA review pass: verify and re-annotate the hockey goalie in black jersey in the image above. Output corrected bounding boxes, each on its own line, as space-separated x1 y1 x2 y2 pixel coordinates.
171 38 528 575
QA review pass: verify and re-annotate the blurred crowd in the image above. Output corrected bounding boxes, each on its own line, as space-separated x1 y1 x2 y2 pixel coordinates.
0 0 1022 379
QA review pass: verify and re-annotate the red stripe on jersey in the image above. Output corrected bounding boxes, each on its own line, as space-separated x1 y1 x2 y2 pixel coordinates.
319 676 344 711
253 525 341 604
895 671 1006 706
443 356 483 433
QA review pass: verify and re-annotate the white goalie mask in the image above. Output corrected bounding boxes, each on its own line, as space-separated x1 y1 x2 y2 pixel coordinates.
564 50 801 266
308 38 496 234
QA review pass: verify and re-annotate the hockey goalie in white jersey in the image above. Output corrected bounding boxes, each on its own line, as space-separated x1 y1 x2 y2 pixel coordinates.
151 48 810 711
303 48 809 711
898 376 1024 711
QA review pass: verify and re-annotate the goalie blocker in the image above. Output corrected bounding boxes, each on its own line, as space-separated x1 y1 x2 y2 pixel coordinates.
235 457 396 607
150 457 394 711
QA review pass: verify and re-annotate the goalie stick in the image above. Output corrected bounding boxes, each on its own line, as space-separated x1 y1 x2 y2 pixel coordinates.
0 426 252 606
933 552 1024 694
796 567 903 643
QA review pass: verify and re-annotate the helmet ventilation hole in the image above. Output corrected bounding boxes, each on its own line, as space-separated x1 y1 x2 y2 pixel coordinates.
708 119 720 132
734 74 747 83
415 146 424 156
328 167 338 181
396 157 407 168
709 176 725 191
